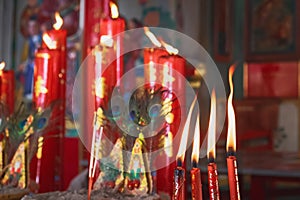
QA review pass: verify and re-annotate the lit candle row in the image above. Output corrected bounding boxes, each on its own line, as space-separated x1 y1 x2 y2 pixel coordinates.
172 65 240 200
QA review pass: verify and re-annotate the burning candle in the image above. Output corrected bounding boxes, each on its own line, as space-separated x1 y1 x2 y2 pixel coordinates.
191 113 203 200
99 1 125 88
173 97 197 200
226 65 240 200
41 12 67 103
207 89 220 200
0 61 15 114
143 27 168 89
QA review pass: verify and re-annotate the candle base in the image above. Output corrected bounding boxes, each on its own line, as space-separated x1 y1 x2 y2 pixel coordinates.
173 166 185 200
207 162 220 200
227 156 240 200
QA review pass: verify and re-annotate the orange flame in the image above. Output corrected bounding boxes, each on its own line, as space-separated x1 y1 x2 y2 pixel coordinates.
43 33 57 49
226 65 237 152
144 27 162 47
191 112 200 164
110 2 119 19
177 96 197 162
207 89 217 160
0 61 5 70
53 12 63 30
160 40 179 55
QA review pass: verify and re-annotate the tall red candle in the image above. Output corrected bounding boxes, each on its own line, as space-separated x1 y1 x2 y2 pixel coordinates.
207 90 220 200
0 62 15 114
99 1 125 89
226 65 240 200
32 48 63 192
158 47 185 198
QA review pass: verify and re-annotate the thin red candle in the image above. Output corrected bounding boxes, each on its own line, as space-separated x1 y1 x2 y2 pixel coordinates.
0 62 15 114
173 97 197 200
207 90 220 200
226 65 240 200
208 162 220 200
191 168 202 200
191 113 203 200
173 162 185 200
158 42 185 199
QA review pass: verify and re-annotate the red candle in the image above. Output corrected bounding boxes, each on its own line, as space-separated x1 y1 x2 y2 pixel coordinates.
173 164 185 200
99 1 125 88
156 42 185 198
226 65 240 200
0 62 15 114
207 90 220 200
208 162 220 200
191 113 203 200
173 97 197 200
191 168 202 200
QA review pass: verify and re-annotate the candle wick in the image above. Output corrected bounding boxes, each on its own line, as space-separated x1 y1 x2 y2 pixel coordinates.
226 149 236 157
192 160 198 168
208 157 215 164
177 159 183 167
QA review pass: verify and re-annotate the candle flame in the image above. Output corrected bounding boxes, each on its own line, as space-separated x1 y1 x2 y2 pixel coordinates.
207 89 217 160
43 33 57 49
192 112 200 164
177 96 197 162
226 65 237 152
0 62 5 70
144 27 162 47
110 2 119 19
100 35 114 47
161 40 179 55
53 12 63 30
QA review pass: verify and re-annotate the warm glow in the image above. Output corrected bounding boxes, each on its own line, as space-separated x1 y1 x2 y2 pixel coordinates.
110 2 119 19
100 35 114 47
160 40 179 55
43 33 57 49
192 112 200 164
0 61 5 71
177 96 197 162
226 65 237 152
207 89 217 160
53 12 63 30
144 27 162 47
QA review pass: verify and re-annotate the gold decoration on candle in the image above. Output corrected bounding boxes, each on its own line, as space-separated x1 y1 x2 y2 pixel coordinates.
36 137 44 159
34 76 48 97
94 77 106 99
95 107 105 130
42 33 57 49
